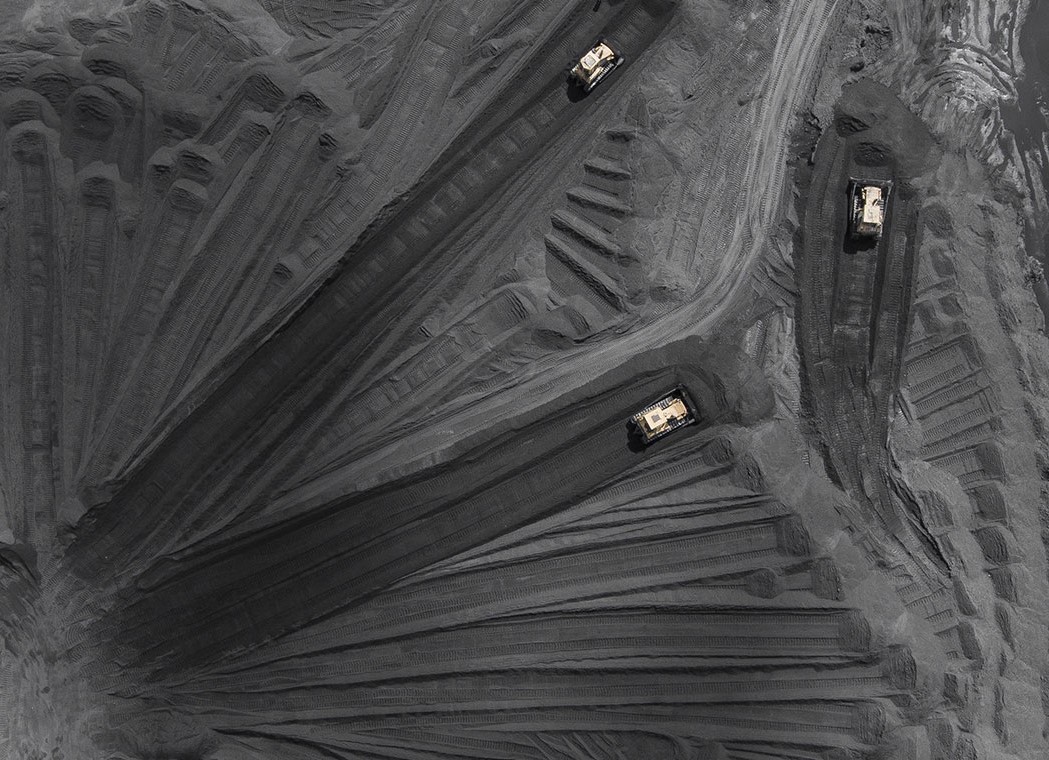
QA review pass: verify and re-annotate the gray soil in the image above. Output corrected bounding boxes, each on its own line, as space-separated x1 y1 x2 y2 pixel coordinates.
1 1 1049 759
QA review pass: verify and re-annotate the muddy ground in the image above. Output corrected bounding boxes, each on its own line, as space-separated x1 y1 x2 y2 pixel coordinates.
1 0 1048 758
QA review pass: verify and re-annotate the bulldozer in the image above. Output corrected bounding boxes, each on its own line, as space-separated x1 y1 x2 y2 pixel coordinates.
570 39 624 92
847 178 892 240
630 387 696 444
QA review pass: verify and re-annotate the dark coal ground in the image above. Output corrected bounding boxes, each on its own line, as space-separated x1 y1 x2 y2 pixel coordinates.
1 1 1049 759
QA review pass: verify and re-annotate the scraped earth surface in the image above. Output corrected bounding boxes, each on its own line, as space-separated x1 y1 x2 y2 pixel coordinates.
2 0 1049 758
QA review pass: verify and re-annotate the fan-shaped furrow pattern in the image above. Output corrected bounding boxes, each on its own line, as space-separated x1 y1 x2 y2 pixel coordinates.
358 525 789 623
200 69 290 146
3 125 60 542
108 120 322 475
62 173 118 483
86 179 206 479
295 286 537 476
188 608 870 692
214 113 272 204
207 700 892 751
199 517 806 670
437 496 781 578
61 1 679 580
320 728 541 760
163 120 315 361
409 444 751 579
200 127 335 367
103 372 717 676
179 661 905 717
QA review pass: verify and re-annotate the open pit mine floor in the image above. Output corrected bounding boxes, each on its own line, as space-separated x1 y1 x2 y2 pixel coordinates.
2 1 1049 759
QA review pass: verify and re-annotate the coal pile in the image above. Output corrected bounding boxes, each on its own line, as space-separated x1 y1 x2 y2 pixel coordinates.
1 1 1049 759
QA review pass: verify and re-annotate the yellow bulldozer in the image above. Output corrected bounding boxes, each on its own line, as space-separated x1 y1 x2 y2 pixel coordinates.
847 178 892 240
630 387 696 444
570 39 624 92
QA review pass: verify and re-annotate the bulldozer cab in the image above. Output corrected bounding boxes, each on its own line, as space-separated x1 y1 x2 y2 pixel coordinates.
860 186 884 225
